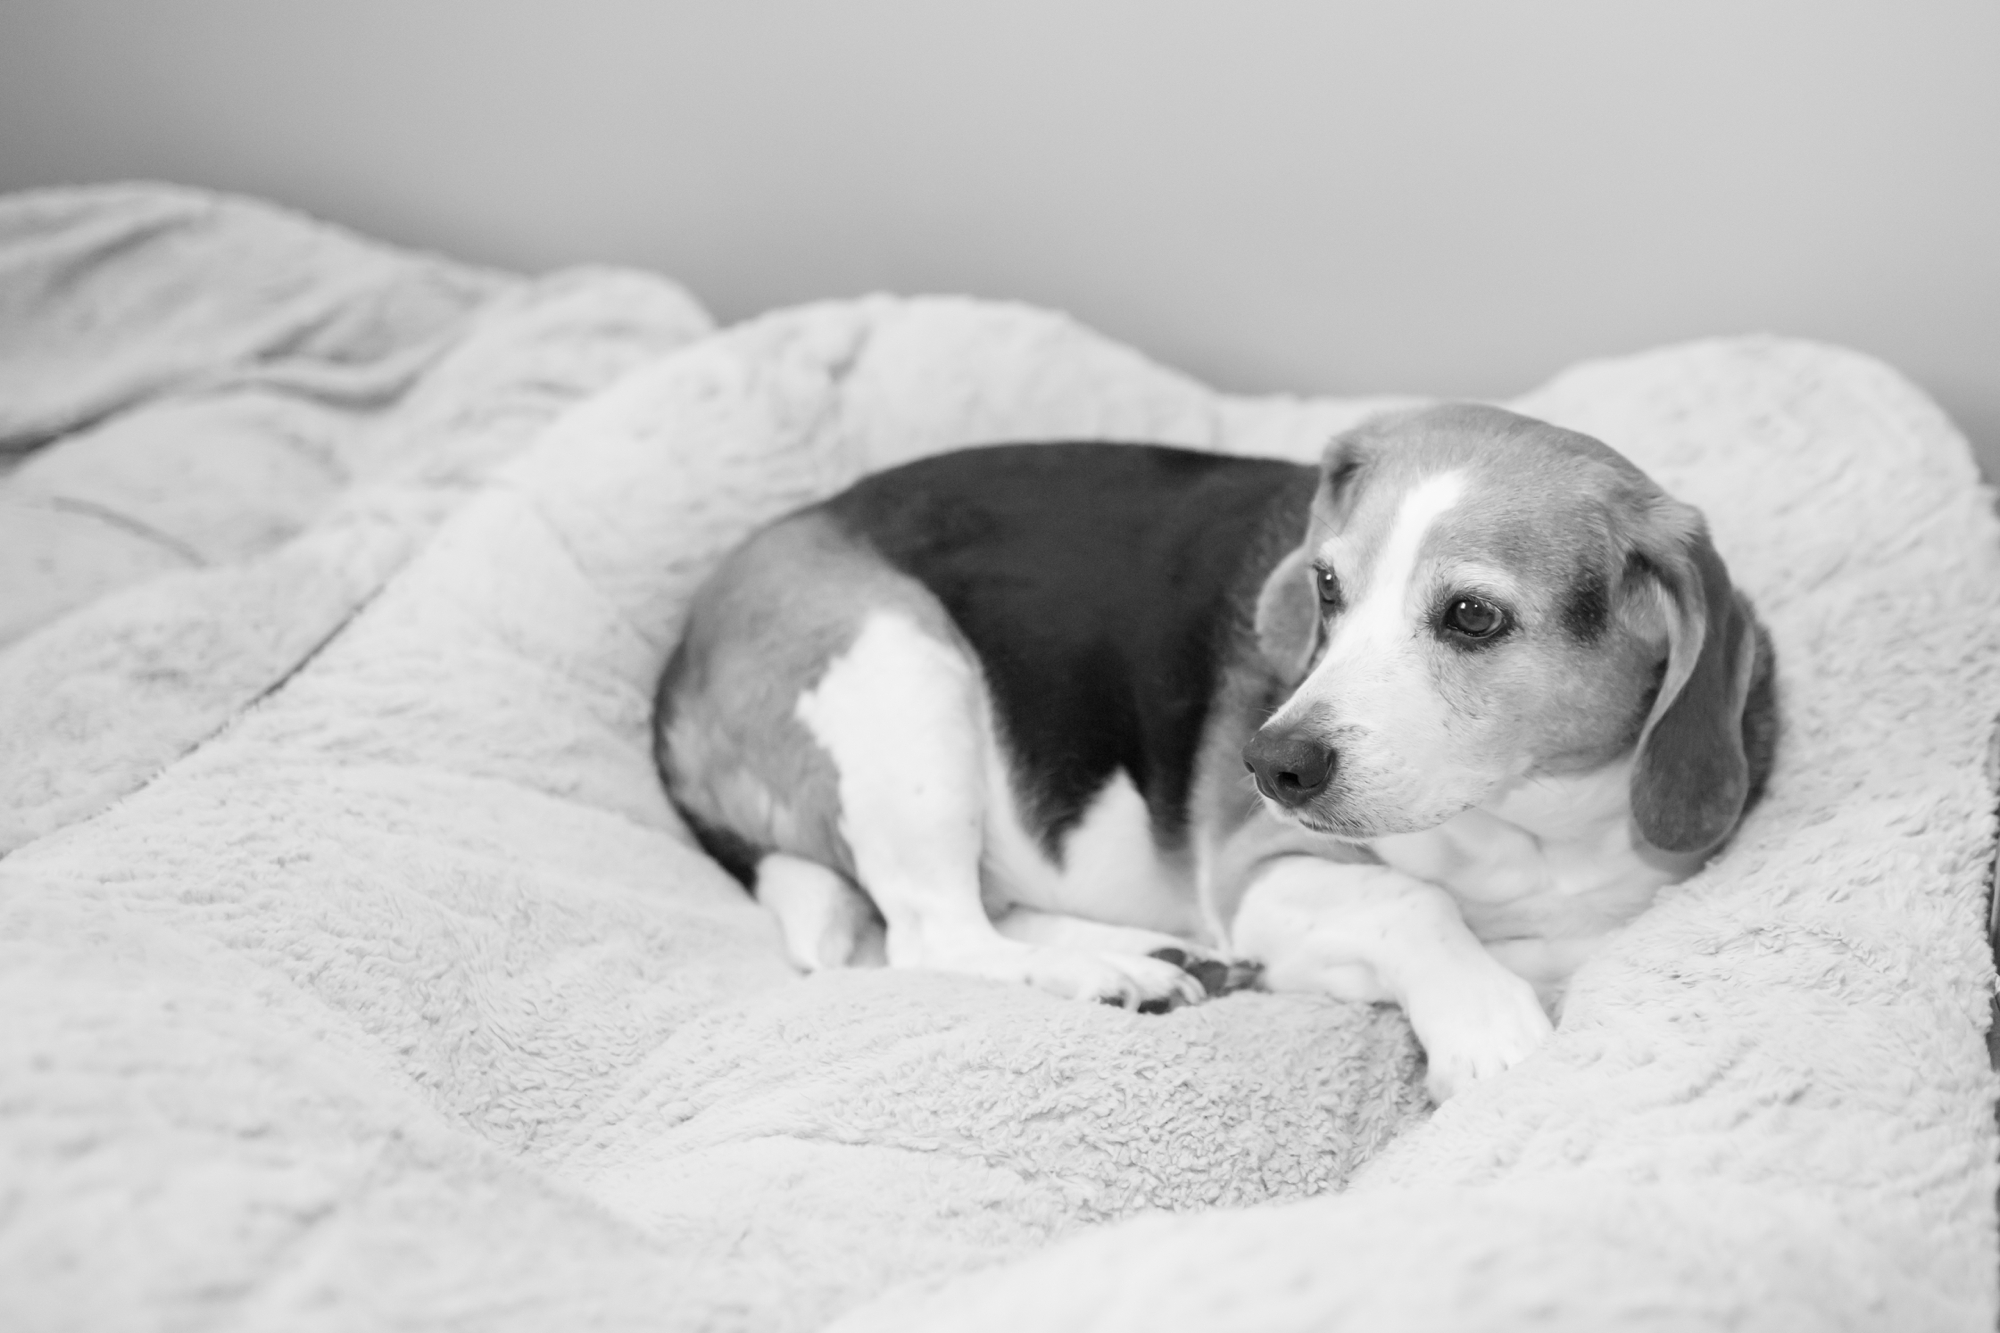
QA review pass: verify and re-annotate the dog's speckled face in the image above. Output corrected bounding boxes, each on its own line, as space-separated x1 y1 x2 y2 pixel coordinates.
1247 404 1741 843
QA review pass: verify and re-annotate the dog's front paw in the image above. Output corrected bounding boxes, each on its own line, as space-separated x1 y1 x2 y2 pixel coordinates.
1408 964 1554 1104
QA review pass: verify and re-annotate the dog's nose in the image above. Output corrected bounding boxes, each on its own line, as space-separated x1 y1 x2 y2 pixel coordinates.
1243 729 1335 807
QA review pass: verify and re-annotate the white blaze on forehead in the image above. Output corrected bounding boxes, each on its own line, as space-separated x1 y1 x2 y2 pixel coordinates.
1336 469 1467 643
1272 468 1467 730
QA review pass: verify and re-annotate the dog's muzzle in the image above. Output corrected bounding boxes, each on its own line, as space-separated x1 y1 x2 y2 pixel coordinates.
1244 729 1335 808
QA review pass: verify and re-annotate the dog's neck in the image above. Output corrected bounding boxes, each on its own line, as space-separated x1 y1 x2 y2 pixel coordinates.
1371 753 1703 913
1478 757 1642 848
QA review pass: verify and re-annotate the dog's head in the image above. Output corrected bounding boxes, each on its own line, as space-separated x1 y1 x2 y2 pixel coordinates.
1245 403 1763 854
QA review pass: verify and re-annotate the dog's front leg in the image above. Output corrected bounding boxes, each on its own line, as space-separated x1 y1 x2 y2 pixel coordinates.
1232 855 1553 1102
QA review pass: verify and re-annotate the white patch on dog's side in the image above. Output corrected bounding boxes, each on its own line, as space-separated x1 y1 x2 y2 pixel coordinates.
793 611 1203 1009
794 611 990 963
982 768 1202 938
1057 773 1201 932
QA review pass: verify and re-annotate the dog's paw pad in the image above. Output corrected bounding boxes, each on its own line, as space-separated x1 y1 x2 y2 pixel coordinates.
1215 960 1265 995
1145 946 1215 1001
1147 949 1262 999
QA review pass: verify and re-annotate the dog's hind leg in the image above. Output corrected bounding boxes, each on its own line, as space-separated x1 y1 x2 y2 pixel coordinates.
754 853 885 971
991 906 1190 958
796 610 1203 1010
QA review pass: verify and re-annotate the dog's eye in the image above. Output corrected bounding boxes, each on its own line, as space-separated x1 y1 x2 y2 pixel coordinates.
1314 565 1341 609
1442 595 1505 639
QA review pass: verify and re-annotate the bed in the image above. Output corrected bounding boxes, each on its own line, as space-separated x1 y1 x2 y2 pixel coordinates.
3 184 1996 1332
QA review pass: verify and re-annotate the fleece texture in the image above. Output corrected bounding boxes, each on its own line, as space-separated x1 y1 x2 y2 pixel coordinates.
0 185 714 849
3 185 1997 1333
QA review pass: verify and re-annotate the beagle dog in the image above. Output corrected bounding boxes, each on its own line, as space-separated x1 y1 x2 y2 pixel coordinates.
653 404 1776 1100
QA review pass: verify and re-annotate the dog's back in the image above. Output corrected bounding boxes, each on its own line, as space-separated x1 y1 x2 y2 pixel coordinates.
656 442 1313 894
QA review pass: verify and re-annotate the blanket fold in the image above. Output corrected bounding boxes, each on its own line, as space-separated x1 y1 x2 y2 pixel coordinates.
1 186 1994 1333
0 186 714 851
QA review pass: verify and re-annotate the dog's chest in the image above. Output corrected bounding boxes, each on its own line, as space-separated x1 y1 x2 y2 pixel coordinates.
1370 767 1694 947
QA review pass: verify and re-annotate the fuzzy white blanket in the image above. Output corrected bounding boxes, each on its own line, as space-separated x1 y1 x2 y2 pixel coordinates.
2 186 1996 1332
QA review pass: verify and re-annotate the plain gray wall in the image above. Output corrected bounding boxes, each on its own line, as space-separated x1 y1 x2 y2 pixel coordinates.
3 0 1996 479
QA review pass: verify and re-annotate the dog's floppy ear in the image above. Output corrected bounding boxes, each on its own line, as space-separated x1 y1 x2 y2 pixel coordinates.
1254 431 1369 681
1625 503 1760 854
1254 542 1320 682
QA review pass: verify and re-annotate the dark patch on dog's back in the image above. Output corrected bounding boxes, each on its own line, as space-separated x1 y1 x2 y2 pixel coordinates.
821 442 1314 856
